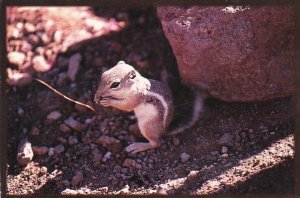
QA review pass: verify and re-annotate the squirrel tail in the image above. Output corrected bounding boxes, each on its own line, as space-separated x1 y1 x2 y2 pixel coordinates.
166 88 207 136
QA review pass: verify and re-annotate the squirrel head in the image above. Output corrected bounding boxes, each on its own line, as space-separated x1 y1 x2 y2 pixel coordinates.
94 61 149 111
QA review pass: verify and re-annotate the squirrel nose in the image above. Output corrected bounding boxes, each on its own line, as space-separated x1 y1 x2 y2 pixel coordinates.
94 93 102 104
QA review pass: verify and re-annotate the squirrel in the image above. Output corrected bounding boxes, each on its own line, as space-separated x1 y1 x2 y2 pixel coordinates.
94 60 206 153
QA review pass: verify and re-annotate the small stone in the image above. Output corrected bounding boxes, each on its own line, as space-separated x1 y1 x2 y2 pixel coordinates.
157 187 168 195
32 55 52 72
123 158 135 168
61 188 78 195
59 123 71 133
173 137 180 146
64 117 84 132
248 129 254 133
32 146 49 155
46 111 62 121
85 118 93 125
54 144 65 154
188 170 199 178
95 135 118 147
218 133 234 147
68 136 78 145
180 153 190 163
118 185 130 194
108 140 122 154
24 23 36 33
40 166 48 175
16 138 33 166
7 51 26 67
48 147 54 156
17 107 24 116
6 68 32 87
71 171 84 186
54 30 63 43
35 46 45 56
221 146 228 154
103 151 112 162
67 53 81 81
57 137 68 144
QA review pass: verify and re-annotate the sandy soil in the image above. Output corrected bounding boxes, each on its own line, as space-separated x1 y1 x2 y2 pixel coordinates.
5 6 295 195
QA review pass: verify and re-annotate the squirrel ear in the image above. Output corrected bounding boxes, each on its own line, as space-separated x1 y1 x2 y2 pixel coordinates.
129 70 136 79
118 60 125 65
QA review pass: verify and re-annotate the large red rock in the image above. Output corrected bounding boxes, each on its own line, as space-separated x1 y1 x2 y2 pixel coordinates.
157 6 295 101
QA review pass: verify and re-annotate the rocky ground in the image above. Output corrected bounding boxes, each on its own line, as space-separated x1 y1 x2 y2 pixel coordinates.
5 6 295 195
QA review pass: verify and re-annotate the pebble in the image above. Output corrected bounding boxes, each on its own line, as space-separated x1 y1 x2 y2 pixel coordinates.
96 135 118 146
180 153 190 163
54 30 63 43
57 136 68 144
6 68 32 87
117 185 130 194
17 107 24 116
62 188 78 195
64 117 84 132
54 144 65 154
59 123 71 133
7 51 26 67
68 136 78 145
67 53 82 81
157 187 168 195
32 55 52 72
40 166 48 175
221 146 228 154
46 111 62 121
24 22 36 33
48 147 54 156
16 138 34 166
103 151 112 162
123 158 136 168
71 171 84 186
32 146 49 155
218 133 234 146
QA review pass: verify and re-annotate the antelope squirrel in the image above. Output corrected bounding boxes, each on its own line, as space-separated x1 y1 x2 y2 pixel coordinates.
94 61 205 153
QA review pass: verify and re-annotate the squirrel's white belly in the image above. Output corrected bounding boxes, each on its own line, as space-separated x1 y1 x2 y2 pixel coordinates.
134 103 158 129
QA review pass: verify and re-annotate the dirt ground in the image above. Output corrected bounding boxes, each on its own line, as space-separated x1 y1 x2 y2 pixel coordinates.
5 6 295 195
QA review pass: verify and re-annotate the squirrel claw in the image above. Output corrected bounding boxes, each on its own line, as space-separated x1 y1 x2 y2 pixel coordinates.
125 142 157 154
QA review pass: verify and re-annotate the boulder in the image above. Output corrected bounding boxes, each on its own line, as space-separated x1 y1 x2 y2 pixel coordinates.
157 5 295 101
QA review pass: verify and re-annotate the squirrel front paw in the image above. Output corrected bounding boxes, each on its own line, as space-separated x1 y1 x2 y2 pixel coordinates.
99 98 111 107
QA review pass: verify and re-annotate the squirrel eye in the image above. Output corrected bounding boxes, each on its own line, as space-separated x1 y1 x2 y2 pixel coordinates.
110 82 120 89
130 72 136 79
